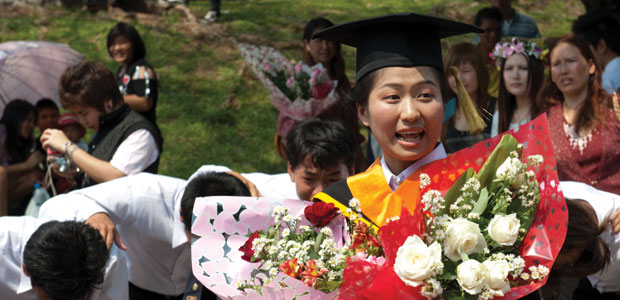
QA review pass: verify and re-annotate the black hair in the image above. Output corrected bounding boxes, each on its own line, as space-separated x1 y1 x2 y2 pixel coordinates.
35 98 59 114
23 221 109 300
0 99 35 163
474 7 503 26
181 172 251 231
572 8 620 55
286 118 356 172
348 67 448 108
302 17 351 95
106 22 146 63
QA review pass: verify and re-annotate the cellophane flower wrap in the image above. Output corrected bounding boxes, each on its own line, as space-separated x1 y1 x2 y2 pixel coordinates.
190 196 383 299
339 115 567 300
238 43 339 122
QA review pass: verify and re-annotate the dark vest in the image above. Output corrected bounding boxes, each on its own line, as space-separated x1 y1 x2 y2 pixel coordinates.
81 104 162 187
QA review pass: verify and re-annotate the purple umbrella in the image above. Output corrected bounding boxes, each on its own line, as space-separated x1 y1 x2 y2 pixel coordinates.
0 41 83 114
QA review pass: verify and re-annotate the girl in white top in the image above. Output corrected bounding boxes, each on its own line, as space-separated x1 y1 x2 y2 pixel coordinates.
490 39 545 137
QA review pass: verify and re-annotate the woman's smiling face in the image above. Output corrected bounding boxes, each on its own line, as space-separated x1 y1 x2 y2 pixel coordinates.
358 66 444 173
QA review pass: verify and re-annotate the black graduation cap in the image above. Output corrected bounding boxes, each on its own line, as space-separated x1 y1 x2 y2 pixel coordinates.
313 12 483 83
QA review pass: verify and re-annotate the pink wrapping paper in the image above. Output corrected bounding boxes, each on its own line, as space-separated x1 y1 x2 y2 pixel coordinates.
191 196 341 299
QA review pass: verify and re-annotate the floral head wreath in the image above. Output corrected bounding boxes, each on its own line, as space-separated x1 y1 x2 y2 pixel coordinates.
490 38 545 69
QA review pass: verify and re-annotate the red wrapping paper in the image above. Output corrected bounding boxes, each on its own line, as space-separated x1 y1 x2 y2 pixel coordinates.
338 114 567 299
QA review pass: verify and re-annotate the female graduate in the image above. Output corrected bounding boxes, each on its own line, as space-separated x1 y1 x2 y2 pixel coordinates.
312 13 483 227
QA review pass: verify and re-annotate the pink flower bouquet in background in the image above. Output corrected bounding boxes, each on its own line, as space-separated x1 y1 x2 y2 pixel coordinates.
238 43 339 123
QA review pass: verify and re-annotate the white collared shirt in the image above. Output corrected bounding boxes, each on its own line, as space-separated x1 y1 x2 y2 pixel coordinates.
380 144 447 191
191 165 300 200
0 216 128 300
602 56 620 94
39 173 190 296
560 181 620 293
109 129 160 175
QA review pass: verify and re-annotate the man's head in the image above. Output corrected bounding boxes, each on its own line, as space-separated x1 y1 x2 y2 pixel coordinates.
475 7 503 53
22 221 109 300
573 9 620 70
58 61 124 132
180 172 251 236
286 118 356 200
490 0 512 11
35 99 60 132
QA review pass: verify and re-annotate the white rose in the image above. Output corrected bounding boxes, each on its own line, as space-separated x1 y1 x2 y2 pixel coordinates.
496 157 521 181
443 218 487 261
482 260 511 295
457 259 487 295
488 214 520 246
393 235 443 287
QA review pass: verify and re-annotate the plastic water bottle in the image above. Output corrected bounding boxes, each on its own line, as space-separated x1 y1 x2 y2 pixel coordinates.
24 183 50 217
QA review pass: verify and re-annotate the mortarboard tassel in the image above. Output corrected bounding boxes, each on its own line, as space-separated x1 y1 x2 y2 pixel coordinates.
449 66 487 134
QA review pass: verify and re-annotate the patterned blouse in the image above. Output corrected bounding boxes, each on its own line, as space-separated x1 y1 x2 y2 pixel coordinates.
547 103 620 194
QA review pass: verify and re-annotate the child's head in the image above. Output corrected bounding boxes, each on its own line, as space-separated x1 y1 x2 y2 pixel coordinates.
58 113 86 143
59 61 124 132
180 172 251 238
444 42 489 105
286 118 357 200
35 98 60 132
23 220 109 300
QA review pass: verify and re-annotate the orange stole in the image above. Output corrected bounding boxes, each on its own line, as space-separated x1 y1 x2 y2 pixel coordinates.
346 159 424 227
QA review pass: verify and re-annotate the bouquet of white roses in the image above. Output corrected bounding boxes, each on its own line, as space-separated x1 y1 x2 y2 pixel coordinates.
338 115 567 300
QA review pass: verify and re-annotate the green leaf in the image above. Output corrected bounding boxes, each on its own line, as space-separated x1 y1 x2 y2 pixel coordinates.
441 168 474 215
314 279 343 293
314 232 324 254
461 253 469 262
472 187 488 215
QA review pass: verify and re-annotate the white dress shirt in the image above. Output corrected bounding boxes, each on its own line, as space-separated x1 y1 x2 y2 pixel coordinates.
191 165 299 199
380 143 447 191
39 173 190 296
0 216 128 300
109 129 160 176
560 181 620 293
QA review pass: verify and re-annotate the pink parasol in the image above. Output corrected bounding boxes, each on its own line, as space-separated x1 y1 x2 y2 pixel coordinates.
0 41 83 113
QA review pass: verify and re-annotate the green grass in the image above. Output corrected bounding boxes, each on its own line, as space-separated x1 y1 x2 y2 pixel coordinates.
0 0 584 179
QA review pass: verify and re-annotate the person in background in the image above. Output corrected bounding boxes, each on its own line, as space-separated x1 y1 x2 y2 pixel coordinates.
195 118 358 201
34 98 60 135
202 0 221 23
0 217 128 300
490 39 545 136
573 4 620 94
58 113 88 151
474 6 503 99
540 34 620 195
490 0 541 39
0 100 43 216
442 42 496 154
40 61 162 189
107 22 159 125
541 181 620 299
39 171 250 300
275 17 365 172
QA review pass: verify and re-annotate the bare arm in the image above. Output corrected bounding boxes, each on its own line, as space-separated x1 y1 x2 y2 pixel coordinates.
41 129 126 184
4 151 41 176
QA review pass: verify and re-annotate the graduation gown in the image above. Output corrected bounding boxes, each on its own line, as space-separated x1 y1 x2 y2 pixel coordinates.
314 158 428 228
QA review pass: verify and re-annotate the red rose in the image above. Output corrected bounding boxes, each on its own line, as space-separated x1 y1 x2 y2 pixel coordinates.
239 231 261 262
304 201 339 227
310 80 334 99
